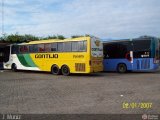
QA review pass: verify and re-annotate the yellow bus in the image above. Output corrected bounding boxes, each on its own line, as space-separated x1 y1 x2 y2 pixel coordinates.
3 36 103 75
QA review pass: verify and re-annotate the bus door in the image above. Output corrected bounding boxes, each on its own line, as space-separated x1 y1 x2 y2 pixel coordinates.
0 48 4 62
3 46 11 62
0 48 4 69
2 46 11 69
125 51 133 63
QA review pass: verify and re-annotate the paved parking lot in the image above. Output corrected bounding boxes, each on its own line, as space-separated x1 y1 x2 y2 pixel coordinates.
0 70 159 114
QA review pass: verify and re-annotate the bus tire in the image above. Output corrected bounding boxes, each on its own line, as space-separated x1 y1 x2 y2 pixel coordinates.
117 63 127 73
61 65 70 76
11 63 17 72
51 65 61 75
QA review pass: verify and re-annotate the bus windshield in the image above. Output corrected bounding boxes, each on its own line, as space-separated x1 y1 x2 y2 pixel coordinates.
133 39 151 52
133 39 151 58
91 37 103 57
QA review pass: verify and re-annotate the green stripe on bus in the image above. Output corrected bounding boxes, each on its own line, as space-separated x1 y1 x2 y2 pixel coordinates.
17 54 31 67
23 54 37 67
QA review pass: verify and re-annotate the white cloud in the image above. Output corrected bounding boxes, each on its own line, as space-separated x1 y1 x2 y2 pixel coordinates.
1 0 160 38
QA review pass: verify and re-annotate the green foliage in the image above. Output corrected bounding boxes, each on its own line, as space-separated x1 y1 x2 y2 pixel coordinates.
6 34 23 43
47 35 57 39
71 34 90 38
0 34 39 43
0 34 7 42
71 35 84 38
0 37 2 41
0 34 66 43
85 34 90 37
43 35 65 40
57 35 65 40
23 34 39 41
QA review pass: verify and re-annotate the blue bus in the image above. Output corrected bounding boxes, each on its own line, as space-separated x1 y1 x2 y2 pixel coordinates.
103 36 160 73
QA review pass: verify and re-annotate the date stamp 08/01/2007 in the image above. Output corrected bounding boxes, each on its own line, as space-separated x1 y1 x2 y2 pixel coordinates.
122 102 153 109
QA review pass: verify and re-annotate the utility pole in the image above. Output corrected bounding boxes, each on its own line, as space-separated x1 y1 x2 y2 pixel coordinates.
1 0 4 36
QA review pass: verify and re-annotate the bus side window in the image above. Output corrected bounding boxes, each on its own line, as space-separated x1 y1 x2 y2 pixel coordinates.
57 42 63 52
78 41 84 51
19 46 23 53
19 45 29 53
29 45 38 53
38 44 45 52
11 45 19 54
71 42 78 52
51 43 58 52
105 44 117 58
23 46 29 53
29 45 33 53
83 41 87 51
33 45 38 53
64 42 71 52
44 44 51 52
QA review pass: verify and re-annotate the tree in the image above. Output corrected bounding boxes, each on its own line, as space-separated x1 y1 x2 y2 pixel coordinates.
0 33 7 42
0 34 39 43
0 34 66 43
71 35 83 38
23 34 39 42
43 35 65 40
6 34 23 43
44 35 57 40
71 34 90 38
57 35 65 40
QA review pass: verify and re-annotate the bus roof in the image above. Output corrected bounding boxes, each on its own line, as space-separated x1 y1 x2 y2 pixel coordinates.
103 36 158 44
103 39 131 44
18 36 91 45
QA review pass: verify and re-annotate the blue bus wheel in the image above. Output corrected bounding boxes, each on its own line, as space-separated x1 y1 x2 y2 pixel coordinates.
117 64 127 73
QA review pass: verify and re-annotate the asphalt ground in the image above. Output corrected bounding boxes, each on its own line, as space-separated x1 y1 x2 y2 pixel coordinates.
0 70 159 115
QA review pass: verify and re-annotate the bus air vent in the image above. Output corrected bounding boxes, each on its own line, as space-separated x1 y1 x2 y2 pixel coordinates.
75 63 85 72
141 59 150 69
137 59 150 70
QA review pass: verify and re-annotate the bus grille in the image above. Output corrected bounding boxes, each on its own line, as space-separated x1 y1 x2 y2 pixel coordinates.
136 59 150 70
75 63 85 72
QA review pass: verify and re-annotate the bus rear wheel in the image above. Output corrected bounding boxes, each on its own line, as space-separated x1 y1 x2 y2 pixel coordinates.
117 63 127 73
11 63 17 72
51 65 60 75
61 65 70 76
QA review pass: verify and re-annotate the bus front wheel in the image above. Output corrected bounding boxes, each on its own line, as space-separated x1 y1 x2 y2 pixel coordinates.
61 65 70 76
11 63 17 72
51 65 61 75
117 63 127 73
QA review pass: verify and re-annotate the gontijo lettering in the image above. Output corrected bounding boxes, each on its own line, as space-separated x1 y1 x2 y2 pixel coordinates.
35 54 58 58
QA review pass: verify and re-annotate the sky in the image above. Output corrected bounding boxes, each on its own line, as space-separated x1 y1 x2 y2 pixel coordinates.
0 0 160 39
